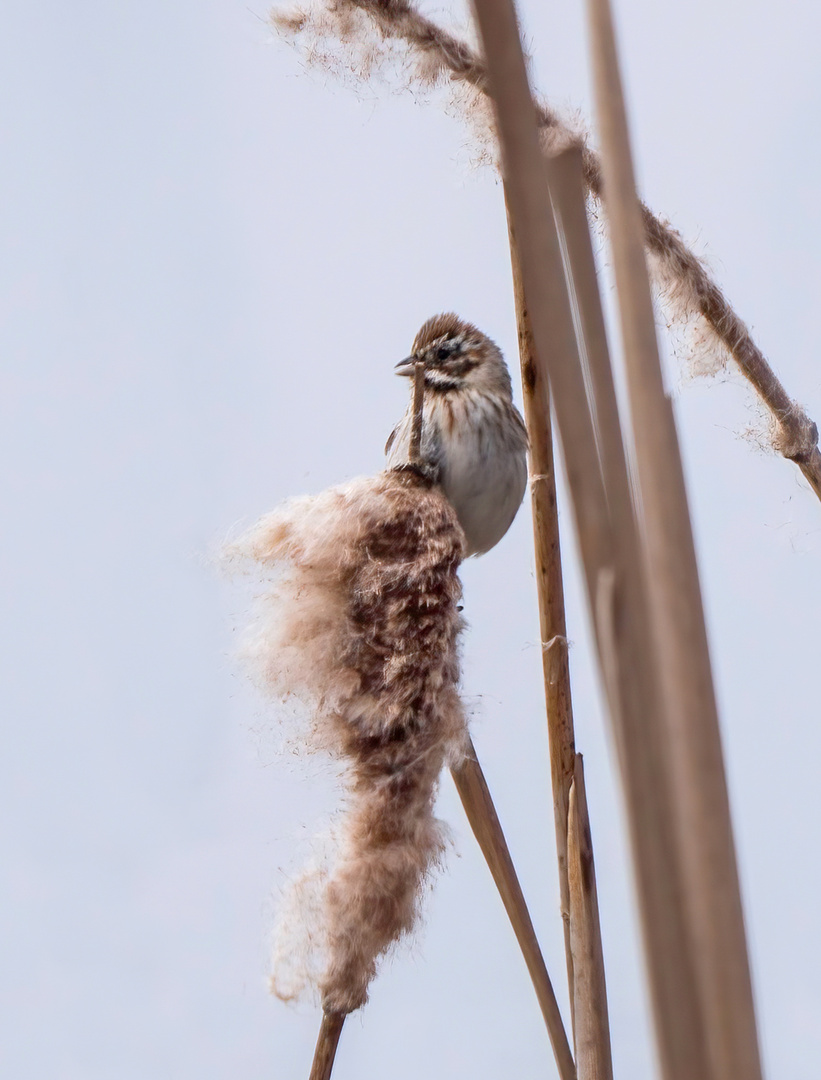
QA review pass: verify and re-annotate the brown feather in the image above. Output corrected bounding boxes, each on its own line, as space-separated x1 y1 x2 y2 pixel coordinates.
412 312 479 352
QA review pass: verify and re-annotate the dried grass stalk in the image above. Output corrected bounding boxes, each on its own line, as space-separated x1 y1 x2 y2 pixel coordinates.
548 146 633 524
586 2 763 1078
309 1010 345 1080
452 739 576 1080
466 1 712 1078
507 214 577 1013
509 158 615 1064
567 755 612 1080
272 0 821 498
227 467 468 1015
408 359 426 465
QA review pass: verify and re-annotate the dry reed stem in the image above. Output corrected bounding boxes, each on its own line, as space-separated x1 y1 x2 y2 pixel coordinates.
548 147 633 524
550 144 716 1080
451 739 576 1080
408 359 425 465
587 3 763 1079
273 0 821 499
309 1010 345 1080
511 149 615 1064
507 210 576 1016
467 1 711 1078
567 755 612 1080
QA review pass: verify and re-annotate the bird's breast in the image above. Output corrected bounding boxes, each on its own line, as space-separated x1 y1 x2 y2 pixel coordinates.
386 391 528 556
433 396 528 556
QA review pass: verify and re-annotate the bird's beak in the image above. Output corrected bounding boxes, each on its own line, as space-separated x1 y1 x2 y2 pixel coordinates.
394 356 418 377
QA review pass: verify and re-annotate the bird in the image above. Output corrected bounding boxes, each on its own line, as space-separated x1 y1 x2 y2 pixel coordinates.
385 312 529 557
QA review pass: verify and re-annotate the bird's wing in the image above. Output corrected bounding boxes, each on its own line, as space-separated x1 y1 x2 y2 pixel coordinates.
384 426 398 456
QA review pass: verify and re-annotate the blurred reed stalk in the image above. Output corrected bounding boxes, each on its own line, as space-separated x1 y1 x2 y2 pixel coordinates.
467 0 737 1077
508 108 696 1080
586 1 763 1077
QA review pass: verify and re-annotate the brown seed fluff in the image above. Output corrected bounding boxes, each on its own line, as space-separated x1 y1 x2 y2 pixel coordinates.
225 467 468 1014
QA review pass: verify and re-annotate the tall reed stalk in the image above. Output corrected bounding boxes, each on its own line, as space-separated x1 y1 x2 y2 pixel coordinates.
586 2 763 1077
507 207 613 1074
507 212 576 1002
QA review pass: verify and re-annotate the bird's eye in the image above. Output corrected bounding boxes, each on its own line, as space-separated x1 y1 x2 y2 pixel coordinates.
436 346 450 360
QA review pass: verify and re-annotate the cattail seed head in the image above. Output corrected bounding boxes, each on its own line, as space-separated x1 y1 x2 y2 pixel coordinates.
226 467 469 1012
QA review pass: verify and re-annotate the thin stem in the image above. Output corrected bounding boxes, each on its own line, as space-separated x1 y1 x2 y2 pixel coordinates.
506 207 576 1020
451 740 576 1080
408 359 425 465
508 155 615 1070
548 147 635 530
308 1011 345 1080
567 755 613 1080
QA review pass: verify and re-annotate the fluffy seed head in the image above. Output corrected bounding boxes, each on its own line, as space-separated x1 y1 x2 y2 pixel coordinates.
225 468 469 1014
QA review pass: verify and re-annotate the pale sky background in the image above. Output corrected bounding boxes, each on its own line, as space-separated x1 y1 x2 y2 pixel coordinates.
2 2 819 1078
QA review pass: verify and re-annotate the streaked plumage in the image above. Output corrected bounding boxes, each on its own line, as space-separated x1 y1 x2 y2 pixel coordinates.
386 313 528 556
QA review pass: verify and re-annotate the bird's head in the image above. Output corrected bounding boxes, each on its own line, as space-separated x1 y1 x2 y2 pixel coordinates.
395 313 513 395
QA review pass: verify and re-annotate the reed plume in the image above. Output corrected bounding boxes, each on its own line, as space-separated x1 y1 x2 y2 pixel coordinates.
271 0 821 492
226 466 468 1014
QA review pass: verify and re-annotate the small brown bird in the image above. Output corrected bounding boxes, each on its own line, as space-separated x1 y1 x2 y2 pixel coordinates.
386 313 528 556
